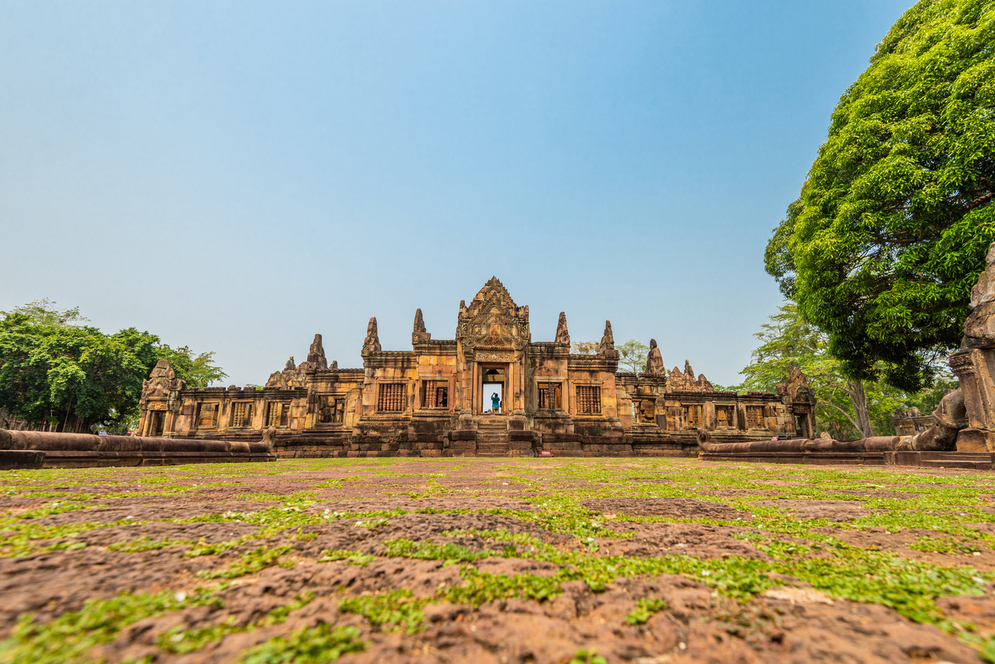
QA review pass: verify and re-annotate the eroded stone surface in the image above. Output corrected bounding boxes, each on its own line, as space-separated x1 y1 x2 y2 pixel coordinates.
3 457 992 663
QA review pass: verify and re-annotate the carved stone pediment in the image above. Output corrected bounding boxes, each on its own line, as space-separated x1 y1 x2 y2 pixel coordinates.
140 359 186 406
776 366 814 405
457 277 531 352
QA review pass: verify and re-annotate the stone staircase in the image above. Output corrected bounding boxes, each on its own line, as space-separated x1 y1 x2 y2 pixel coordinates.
476 417 510 456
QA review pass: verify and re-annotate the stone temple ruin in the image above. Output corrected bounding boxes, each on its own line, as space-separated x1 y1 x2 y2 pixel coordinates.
137 278 815 457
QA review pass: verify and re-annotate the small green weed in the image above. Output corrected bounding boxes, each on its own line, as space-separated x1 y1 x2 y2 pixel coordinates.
197 545 295 579
570 648 607 664
384 538 493 564
238 623 366 664
317 549 377 566
339 589 428 634
625 597 667 625
108 536 193 553
444 566 563 606
910 537 983 555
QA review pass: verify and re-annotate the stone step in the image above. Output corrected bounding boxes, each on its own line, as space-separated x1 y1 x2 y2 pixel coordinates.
922 459 995 471
474 418 511 456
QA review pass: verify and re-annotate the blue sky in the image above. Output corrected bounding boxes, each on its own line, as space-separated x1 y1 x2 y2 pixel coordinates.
0 0 915 386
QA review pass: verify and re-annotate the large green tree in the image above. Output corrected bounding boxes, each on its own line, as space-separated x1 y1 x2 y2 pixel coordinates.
732 302 949 439
0 300 226 432
766 0 995 391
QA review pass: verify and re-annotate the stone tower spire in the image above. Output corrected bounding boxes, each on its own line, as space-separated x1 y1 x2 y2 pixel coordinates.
412 308 431 344
600 320 619 359
555 312 570 347
307 334 327 370
363 317 381 353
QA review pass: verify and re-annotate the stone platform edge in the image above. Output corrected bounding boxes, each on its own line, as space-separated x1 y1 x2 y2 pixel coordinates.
698 449 995 471
0 429 275 469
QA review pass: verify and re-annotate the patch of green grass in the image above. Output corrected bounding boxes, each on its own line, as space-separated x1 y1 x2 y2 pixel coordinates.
179 504 407 538
443 566 563 606
0 519 136 558
158 592 313 654
108 536 194 552
442 528 548 551
197 545 295 579
237 623 366 664
383 538 494 564
339 589 428 634
625 597 667 625
0 589 220 664
754 540 814 559
316 549 377 566
14 501 98 520
853 511 989 537
910 537 983 555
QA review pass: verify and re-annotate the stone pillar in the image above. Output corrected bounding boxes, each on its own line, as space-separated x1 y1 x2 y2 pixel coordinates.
950 349 995 451
703 401 716 430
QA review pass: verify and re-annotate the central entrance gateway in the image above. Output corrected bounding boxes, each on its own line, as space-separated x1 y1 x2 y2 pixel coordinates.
455 277 533 417
481 365 506 414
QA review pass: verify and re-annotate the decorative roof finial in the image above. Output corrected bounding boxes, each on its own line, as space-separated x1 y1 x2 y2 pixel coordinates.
555 312 570 346
412 308 431 344
600 321 619 359
363 317 381 353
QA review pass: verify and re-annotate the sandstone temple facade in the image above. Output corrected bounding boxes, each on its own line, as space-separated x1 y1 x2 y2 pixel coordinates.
138 278 815 457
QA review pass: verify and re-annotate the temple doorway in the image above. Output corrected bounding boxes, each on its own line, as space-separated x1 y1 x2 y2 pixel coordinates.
148 411 165 437
480 366 506 414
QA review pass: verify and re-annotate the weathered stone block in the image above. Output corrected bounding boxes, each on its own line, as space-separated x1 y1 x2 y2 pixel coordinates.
956 428 995 453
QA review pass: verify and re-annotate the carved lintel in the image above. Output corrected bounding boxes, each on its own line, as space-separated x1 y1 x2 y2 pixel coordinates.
476 351 515 363
948 350 976 376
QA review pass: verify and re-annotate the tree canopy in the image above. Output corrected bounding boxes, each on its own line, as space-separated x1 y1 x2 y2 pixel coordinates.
616 339 649 374
731 301 956 439
766 0 995 391
572 338 649 374
0 300 226 432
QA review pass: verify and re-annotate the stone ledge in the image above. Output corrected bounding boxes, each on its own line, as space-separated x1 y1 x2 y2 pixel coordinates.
699 449 995 471
1 430 275 468
0 450 45 470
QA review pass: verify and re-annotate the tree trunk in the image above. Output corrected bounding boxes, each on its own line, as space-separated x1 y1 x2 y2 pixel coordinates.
847 379 874 438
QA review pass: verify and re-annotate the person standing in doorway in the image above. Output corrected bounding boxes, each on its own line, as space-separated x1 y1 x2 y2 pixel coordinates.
491 392 500 414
